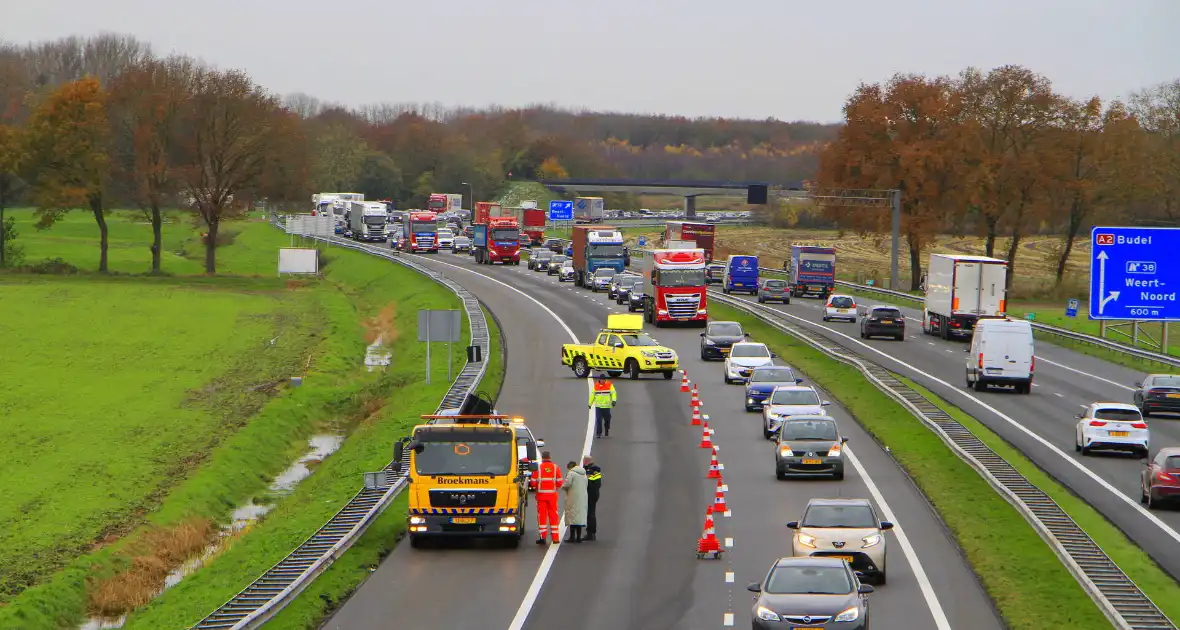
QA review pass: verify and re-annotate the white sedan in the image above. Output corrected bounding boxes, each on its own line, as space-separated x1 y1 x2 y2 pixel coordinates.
762 385 830 439
1075 402 1150 457
823 294 858 322
723 342 775 384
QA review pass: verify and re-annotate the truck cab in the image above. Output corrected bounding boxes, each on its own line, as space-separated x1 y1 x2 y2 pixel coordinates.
560 313 679 379
641 248 709 327
404 211 439 252
396 415 531 548
572 226 625 286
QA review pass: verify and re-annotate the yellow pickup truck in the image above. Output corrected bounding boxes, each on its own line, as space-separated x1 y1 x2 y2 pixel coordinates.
560 314 679 380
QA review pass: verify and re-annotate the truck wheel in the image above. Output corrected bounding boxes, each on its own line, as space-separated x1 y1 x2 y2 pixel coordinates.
573 357 590 379
625 359 641 380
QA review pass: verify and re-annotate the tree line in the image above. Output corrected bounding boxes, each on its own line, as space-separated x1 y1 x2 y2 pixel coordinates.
816 65 1180 291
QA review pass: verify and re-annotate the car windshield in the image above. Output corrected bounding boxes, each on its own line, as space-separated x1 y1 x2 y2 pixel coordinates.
595 269 617 278
455 237 470 244
414 441 512 476
765 566 853 595
802 504 878 528
437 229 453 237
830 297 855 308
1150 376 1180 387
1093 408 1142 422
764 280 786 289
618 277 640 287
731 344 770 358
872 308 902 318
709 323 743 337
750 367 796 383
770 389 820 406
552 255 567 263
620 333 658 347
535 251 552 259
780 420 837 440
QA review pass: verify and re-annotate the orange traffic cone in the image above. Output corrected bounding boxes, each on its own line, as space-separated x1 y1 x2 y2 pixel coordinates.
707 446 723 478
715 473 729 495
696 506 722 558
691 385 701 408
680 373 690 393
699 419 713 448
691 406 701 426
713 480 728 514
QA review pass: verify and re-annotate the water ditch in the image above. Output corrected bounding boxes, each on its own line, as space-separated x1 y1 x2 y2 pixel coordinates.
81 433 346 629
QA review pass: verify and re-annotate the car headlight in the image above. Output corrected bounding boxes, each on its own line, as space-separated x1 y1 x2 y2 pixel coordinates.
705 339 715 346
834 606 859 622
797 533 817 549
862 533 882 548
827 444 843 457
779 446 794 457
755 606 780 622
747 397 755 404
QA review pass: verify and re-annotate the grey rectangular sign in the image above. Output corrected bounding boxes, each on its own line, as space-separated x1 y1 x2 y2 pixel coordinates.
418 309 462 343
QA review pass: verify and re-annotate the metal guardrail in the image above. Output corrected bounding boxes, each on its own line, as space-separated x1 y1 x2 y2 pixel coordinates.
750 266 1180 368
191 232 491 629
711 292 1176 630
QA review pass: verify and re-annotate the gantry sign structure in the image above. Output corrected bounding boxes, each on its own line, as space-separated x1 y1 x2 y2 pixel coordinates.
537 179 902 290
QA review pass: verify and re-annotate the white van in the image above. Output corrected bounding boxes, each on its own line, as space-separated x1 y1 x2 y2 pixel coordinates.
965 318 1034 394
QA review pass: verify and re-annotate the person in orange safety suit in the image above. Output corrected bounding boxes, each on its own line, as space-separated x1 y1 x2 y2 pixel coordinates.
535 450 564 545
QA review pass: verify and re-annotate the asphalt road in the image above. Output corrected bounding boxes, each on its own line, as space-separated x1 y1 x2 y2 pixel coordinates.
329 250 1002 630
716 289 1180 580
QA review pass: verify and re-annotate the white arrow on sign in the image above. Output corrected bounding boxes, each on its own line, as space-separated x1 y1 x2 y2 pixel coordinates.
1096 250 1121 314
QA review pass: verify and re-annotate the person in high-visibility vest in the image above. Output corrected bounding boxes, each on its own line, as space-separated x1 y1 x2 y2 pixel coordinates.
535 450 564 545
589 374 618 438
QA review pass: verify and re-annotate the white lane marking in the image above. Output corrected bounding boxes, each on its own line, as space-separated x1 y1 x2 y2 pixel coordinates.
725 571 734 583
723 612 735 626
732 296 1180 546
724 537 734 548
399 254 596 630
1035 356 1135 391
1054 392 1064 398
844 446 952 629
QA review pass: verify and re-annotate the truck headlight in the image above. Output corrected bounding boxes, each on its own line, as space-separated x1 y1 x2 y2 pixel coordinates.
409 516 425 525
501 516 517 524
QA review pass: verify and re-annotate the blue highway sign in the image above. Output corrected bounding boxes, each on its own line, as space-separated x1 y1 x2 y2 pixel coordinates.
549 200 573 221
1089 226 1180 321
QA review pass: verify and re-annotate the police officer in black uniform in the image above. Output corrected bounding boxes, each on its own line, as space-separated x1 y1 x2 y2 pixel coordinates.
582 455 602 541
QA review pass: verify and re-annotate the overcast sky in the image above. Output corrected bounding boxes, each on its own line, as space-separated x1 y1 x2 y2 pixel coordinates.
5 0 1179 123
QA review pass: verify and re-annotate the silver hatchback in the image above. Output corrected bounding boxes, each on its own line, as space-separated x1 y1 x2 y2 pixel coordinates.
759 278 791 304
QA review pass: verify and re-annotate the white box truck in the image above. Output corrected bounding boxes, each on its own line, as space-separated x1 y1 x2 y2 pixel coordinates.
922 254 1009 339
348 201 389 242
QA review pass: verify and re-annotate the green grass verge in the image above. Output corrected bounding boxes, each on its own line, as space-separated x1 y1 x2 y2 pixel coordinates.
711 301 1113 629
0 274 318 603
899 377 1180 623
260 307 505 629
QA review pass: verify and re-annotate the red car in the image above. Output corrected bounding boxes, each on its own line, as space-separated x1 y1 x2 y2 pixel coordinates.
1141 446 1180 509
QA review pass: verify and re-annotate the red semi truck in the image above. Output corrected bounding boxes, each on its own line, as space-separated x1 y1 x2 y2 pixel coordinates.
664 222 716 262
473 202 521 264
403 211 439 252
639 248 709 327
427 194 449 213
502 202 547 245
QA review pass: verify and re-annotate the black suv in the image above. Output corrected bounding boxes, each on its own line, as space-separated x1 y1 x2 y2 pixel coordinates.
859 305 905 341
700 320 748 360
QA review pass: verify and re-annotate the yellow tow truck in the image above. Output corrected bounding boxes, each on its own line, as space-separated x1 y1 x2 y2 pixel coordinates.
560 313 679 380
394 413 531 548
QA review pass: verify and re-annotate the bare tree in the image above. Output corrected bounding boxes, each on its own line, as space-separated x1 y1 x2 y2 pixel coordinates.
20 33 152 88
180 67 286 273
1129 79 1180 224
282 91 323 119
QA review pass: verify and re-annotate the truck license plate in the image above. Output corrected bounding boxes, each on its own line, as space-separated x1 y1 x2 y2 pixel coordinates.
451 517 477 524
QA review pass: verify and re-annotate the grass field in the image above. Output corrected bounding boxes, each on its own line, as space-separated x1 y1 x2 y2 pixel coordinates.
0 210 481 628
712 301 1123 630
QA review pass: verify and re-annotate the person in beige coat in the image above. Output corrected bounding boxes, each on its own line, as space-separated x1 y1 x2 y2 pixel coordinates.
562 460 589 543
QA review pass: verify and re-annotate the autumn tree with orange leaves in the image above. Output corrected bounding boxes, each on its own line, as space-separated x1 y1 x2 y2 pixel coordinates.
108 56 197 273
817 74 975 290
22 77 115 272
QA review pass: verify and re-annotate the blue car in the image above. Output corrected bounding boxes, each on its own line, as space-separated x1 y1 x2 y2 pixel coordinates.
745 365 803 412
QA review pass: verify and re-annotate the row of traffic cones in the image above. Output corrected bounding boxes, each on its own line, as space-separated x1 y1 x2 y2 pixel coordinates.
680 369 729 559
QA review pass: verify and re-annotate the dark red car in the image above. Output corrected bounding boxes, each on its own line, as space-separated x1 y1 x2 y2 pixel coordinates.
1141 447 1180 509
